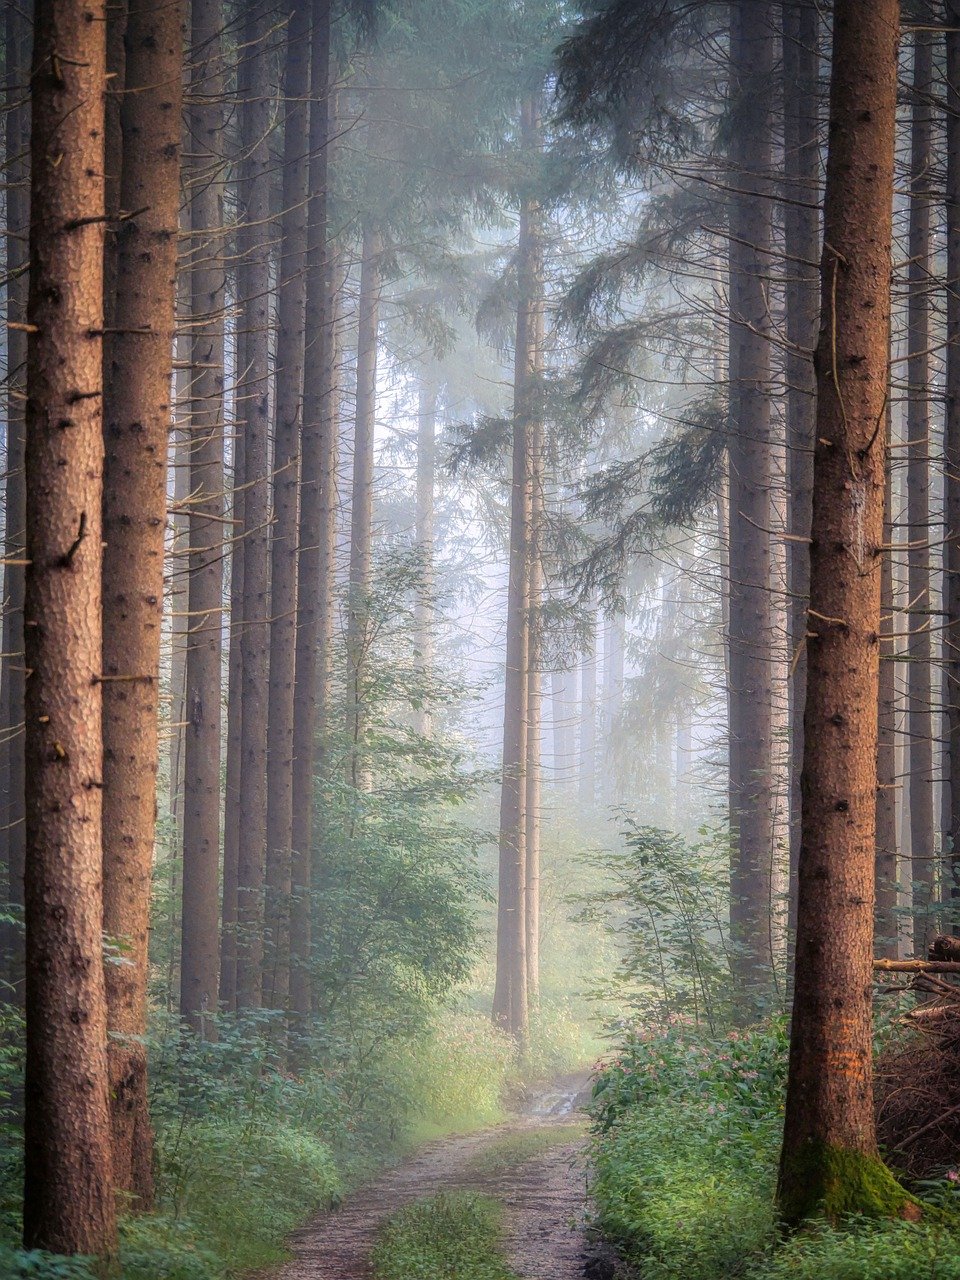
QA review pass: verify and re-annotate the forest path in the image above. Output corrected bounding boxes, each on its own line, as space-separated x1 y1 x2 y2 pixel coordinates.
266 1073 592 1280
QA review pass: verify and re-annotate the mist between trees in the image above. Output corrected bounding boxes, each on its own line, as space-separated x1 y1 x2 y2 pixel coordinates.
2 0 960 1275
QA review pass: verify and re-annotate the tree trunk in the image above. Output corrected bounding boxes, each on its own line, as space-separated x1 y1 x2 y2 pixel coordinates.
235 2 274 1011
101 0 183 1208
905 27 936 955
413 378 437 736
290 0 334 1043
0 0 30 1001
264 0 311 1013
579 602 597 806
778 0 906 1224
220 318 244 1011
345 227 383 791
877 430 899 958
525 271 544 1001
180 0 226 1038
945 0 960 926
492 98 540 1042
21 0 117 1252
726 0 776 1000
782 0 820 949
602 610 625 803
551 669 575 787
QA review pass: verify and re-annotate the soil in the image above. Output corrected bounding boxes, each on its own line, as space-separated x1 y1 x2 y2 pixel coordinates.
267 1074 593 1279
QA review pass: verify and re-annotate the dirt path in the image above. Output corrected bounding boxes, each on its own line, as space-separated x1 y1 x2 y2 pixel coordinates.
268 1076 591 1280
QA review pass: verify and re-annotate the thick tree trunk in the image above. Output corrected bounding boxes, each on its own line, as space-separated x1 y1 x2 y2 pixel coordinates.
782 0 820 946
726 1 776 1000
778 0 905 1225
905 28 937 955
235 3 274 1010
290 0 334 1041
0 0 30 1001
101 0 183 1208
264 0 312 1013
877 436 899 958
945 0 960 924
180 0 226 1038
21 0 117 1252
346 227 383 791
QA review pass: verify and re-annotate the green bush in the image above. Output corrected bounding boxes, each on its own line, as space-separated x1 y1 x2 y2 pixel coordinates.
371 1193 518 1280
378 1012 515 1142
154 1117 341 1274
526 999 600 1079
0 1249 98 1279
590 1021 960 1280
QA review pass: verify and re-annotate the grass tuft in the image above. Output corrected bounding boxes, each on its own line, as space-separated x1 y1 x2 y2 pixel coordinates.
371 1193 519 1280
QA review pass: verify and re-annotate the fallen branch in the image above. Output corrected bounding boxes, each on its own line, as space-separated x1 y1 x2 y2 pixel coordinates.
873 960 960 973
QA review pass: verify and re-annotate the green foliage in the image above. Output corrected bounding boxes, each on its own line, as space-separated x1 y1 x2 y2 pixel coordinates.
525 999 600 1079
589 1023 785 1280
379 1013 515 1143
590 1023 957 1280
371 1193 519 1280
750 1220 960 1280
575 824 738 1032
0 1249 98 1279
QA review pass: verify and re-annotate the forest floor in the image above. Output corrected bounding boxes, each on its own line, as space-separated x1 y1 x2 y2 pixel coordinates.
264 1073 593 1280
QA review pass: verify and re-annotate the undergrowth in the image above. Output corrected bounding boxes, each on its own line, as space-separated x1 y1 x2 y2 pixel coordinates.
0 1008 519 1280
590 1020 960 1280
370 1192 519 1280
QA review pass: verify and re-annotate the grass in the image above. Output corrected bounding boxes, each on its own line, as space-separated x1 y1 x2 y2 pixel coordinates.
465 1124 584 1177
370 1193 519 1280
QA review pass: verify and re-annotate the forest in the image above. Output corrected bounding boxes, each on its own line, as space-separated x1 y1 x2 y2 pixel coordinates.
5 0 960 1277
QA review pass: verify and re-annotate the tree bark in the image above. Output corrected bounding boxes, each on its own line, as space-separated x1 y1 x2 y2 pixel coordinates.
264 0 312 1013
101 0 183 1208
345 226 383 791
0 0 30 1001
905 26 937 955
180 0 226 1038
726 0 776 1000
21 0 117 1252
778 0 905 1225
235 2 274 1011
945 0 960 926
782 0 820 949
290 0 335 1043
220 328 244 1011
877 428 899 958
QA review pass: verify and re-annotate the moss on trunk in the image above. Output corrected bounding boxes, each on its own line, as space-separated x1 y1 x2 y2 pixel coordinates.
779 1142 919 1228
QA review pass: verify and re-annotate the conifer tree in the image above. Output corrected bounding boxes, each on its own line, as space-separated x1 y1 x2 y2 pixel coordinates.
22 0 117 1251
101 0 184 1206
778 0 906 1223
